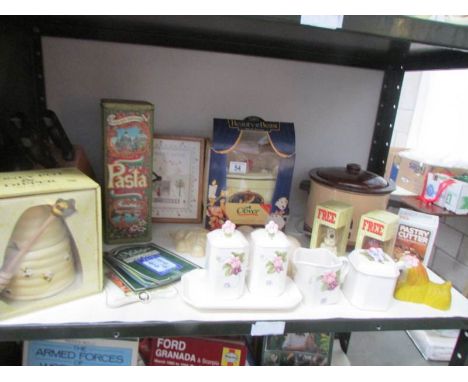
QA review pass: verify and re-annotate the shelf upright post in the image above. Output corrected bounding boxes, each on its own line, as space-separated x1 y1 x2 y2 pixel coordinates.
449 329 468 366
367 41 410 176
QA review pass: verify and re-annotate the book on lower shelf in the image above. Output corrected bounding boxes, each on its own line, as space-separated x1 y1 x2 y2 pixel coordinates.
261 333 333 366
22 338 139 366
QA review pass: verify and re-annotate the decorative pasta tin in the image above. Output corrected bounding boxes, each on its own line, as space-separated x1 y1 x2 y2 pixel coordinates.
102 99 154 244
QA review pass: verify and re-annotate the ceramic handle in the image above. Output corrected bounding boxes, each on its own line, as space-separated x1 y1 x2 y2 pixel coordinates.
339 257 350 284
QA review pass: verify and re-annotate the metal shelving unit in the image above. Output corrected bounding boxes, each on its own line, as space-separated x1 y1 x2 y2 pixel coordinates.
0 15 468 365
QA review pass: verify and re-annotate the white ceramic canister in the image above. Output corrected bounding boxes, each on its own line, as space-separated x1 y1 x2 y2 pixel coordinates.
342 248 400 311
247 221 291 297
292 248 349 305
205 221 249 299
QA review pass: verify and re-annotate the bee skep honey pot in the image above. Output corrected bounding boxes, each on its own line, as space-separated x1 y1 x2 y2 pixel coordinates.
0 168 102 320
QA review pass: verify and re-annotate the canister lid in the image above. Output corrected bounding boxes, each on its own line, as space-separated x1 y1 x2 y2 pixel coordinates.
251 228 291 249
309 163 394 194
348 248 400 278
207 229 249 249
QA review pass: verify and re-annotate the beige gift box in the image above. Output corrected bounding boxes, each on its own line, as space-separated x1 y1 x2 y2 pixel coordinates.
0 168 102 320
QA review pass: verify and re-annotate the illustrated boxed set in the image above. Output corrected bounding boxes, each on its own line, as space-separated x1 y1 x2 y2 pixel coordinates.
0 168 102 320
206 117 295 230
102 99 154 244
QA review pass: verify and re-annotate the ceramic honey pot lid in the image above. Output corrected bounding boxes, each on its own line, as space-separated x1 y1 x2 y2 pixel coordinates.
207 221 249 249
348 248 400 278
251 221 290 249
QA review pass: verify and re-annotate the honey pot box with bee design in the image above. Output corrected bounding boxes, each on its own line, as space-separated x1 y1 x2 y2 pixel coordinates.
0 168 102 320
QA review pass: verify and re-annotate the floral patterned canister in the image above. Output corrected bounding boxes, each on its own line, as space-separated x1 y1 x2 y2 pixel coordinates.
205 221 249 299
247 221 291 297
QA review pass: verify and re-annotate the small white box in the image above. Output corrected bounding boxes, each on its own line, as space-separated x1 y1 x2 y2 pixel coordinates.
407 330 458 362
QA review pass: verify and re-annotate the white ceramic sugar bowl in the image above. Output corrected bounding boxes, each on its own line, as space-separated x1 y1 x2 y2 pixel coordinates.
205 221 249 299
342 248 401 311
247 221 291 297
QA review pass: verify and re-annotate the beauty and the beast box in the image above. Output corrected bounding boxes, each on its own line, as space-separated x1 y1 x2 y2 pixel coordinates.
102 99 154 244
206 118 295 230
0 168 102 320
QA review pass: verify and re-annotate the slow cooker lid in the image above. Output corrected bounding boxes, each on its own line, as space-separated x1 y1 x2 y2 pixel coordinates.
310 163 394 194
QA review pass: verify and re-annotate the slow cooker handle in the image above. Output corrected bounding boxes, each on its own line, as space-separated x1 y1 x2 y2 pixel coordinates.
346 163 361 175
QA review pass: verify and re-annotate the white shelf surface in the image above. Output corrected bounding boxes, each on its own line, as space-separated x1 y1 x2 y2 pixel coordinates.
0 223 467 330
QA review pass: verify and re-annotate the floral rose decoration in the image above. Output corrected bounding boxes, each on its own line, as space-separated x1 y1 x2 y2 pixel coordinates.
265 220 279 238
318 270 340 291
222 220 236 237
401 254 420 268
223 252 245 276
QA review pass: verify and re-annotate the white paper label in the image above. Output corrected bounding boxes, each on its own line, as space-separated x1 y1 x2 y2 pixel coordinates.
229 161 247 174
250 321 285 336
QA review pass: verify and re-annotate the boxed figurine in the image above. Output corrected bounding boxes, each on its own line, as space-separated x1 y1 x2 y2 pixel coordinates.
355 210 399 255
205 117 295 230
0 168 102 320
102 99 154 244
393 208 439 265
309 200 353 256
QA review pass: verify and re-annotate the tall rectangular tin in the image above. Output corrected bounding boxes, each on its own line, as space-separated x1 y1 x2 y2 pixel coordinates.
102 99 154 244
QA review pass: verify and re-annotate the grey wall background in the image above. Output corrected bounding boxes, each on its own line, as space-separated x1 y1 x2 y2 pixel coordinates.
42 36 383 218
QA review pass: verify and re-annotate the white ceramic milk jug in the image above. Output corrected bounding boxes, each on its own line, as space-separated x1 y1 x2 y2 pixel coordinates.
247 221 291 297
293 248 349 305
205 221 249 299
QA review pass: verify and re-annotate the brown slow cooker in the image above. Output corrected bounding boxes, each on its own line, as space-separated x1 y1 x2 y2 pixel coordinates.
301 163 395 244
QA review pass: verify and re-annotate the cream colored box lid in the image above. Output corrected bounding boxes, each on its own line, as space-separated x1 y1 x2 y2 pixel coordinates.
0 168 99 198
348 248 400 278
251 228 290 249
207 228 249 249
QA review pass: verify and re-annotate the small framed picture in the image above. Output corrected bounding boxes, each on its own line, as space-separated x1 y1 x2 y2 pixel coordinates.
152 135 205 223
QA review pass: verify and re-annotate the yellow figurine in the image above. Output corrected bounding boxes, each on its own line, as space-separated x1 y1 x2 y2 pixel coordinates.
394 255 452 310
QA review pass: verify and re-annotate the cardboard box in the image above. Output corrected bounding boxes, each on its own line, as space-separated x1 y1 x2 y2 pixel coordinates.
101 99 154 244
443 178 468 214
144 336 247 366
393 208 439 265
384 147 408 181
355 210 399 255
310 200 353 257
205 118 295 230
0 168 102 320
23 338 138 366
407 330 458 362
389 151 467 195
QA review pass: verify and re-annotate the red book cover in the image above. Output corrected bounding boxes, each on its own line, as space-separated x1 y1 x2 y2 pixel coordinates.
145 337 247 366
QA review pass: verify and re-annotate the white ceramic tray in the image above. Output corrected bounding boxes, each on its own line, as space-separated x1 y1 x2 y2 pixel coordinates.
181 269 302 310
